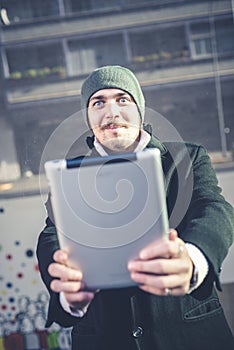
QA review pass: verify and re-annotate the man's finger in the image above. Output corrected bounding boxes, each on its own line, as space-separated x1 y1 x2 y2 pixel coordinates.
48 262 82 281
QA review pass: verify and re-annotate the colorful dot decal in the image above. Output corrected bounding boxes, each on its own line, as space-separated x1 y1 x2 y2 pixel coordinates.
0 203 70 345
26 249 34 258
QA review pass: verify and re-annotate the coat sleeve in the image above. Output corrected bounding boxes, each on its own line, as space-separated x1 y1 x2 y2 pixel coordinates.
36 198 80 328
177 144 234 299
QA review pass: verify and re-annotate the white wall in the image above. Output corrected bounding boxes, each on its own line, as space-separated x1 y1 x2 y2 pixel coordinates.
216 170 234 284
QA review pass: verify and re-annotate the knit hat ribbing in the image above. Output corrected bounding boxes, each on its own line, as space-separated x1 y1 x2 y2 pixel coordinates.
81 65 145 121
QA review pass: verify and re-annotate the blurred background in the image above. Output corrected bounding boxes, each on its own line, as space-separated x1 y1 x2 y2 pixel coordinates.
0 1 234 349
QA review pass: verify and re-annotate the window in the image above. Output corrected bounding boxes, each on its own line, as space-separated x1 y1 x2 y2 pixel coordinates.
190 18 234 59
64 0 119 14
129 25 188 65
192 37 212 57
6 43 65 79
190 22 212 59
67 34 126 76
67 41 96 75
215 18 234 55
63 0 193 14
124 0 187 5
0 0 58 23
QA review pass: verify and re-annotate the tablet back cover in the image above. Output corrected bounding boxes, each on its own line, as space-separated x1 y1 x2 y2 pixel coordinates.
45 149 169 289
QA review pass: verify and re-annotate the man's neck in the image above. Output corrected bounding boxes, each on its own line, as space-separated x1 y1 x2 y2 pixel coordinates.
94 129 151 156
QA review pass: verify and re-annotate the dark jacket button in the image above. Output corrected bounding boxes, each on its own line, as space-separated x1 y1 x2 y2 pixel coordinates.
132 326 143 338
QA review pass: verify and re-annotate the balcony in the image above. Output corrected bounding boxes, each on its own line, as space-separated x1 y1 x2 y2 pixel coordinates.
1 1 231 44
4 56 234 105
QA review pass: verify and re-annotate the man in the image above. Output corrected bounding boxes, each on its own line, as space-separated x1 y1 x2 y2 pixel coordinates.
37 65 234 350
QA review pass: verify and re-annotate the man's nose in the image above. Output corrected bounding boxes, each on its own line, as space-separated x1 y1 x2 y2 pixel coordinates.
104 102 120 119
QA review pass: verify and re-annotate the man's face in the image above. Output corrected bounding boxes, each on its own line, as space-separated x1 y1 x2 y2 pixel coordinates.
87 88 141 153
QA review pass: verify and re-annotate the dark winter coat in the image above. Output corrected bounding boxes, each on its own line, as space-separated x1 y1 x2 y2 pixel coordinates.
37 133 234 350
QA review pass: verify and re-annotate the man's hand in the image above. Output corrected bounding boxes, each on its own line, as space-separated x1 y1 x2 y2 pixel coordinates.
128 229 194 296
48 249 95 311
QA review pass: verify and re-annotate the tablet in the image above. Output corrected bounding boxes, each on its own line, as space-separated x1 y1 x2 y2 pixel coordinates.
44 148 169 290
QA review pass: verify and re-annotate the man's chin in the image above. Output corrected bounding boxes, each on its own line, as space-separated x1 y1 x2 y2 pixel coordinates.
102 138 137 153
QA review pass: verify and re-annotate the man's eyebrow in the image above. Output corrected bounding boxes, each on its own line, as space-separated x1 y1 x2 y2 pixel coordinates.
89 95 105 102
89 92 131 102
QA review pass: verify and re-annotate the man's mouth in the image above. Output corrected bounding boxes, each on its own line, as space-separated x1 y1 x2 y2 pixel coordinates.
101 122 127 130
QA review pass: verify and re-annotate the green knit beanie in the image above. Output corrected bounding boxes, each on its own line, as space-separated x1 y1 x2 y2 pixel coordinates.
81 65 145 122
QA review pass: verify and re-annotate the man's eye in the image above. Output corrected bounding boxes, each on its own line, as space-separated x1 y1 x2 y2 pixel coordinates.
119 97 129 103
93 100 104 107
